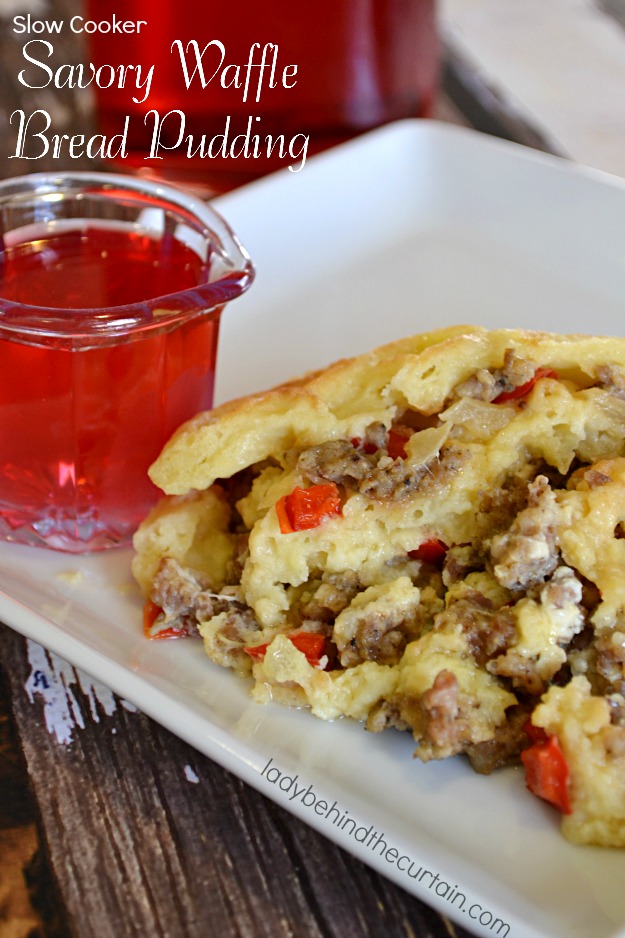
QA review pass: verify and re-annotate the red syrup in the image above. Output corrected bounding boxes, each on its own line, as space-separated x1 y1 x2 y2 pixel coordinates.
0 224 220 551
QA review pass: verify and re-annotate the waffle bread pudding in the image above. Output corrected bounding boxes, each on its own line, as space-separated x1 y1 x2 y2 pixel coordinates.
132 325 625 847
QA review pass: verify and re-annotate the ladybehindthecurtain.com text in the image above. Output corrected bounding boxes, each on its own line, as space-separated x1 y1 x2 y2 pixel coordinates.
260 757 511 937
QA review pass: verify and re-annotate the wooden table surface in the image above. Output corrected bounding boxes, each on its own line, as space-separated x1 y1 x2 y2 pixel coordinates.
2 2 625 937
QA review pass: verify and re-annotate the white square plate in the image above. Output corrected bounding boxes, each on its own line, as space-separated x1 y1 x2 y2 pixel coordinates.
2 121 625 938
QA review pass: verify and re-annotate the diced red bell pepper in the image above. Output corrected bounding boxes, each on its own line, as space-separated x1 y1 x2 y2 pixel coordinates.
494 367 558 404
521 729 572 815
387 428 411 460
276 483 341 533
351 437 378 455
143 599 189 640
352 429 411 459
244 631 328 668
408 538 448 565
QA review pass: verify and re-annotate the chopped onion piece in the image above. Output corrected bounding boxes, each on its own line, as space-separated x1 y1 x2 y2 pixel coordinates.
405 423 451 465
438 398 514 442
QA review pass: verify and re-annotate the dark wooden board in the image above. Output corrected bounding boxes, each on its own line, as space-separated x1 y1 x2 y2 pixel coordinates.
0 624 474 938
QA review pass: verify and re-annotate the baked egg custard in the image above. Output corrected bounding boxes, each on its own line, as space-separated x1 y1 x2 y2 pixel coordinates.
132 325 625 847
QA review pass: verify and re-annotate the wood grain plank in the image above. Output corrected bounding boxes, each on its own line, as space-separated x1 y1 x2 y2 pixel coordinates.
0 625 474 938
0 664 70 938
0 667 44 938
0 0 98 175
441 0 625 176
441 44 564 156
596 0 625 31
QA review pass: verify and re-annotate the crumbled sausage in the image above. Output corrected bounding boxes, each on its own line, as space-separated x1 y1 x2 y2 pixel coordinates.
487 567 584 694
298 434 465 501
300 571 360 622
490 475 560 590
418 670 470 757
151 557 214 618
362 421 389 450
596 628 625 696
451 350 536 403
442 544 483 586
150 557 258 636
337 603 422 668
476 475 532 539
451 368 500 403
298 439 377 487
363 679 465 756
357 453 424 499
469 605 517 667
359 444 466 501
541 565 583 611
466 704 533 774
431 590 516 666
